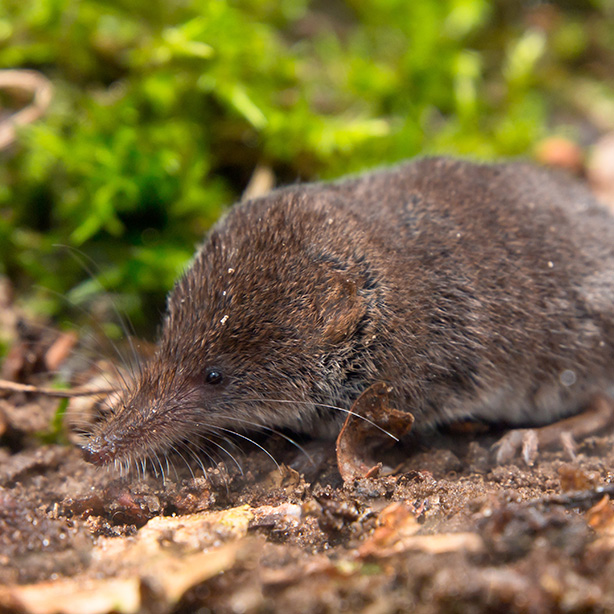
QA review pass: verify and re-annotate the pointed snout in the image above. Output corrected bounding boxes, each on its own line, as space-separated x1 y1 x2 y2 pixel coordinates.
81 435 117 466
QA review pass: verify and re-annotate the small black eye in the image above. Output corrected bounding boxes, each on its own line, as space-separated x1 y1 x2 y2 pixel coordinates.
205 368 224 385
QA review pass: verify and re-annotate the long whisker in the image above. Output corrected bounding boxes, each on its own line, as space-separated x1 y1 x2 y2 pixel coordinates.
33 284 135 390
171 444 195 479
52 245 142 378
220 415 314 466
167 454 180 481
210 426 280 471
164 454 171 480
196 436 245 475
179 442 209 476
152 451 166 482
240 397 399 442
189 441 233 496
10 314 132 409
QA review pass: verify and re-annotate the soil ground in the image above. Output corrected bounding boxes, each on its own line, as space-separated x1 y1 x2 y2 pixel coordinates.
1 354 614 614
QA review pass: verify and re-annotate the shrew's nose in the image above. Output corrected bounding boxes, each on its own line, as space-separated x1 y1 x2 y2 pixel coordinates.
81 436 116 466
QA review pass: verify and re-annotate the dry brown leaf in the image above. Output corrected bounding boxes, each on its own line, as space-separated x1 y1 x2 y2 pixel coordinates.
0 506 260 614
558 465 599 492
356 499 483 560
0 542 246 614
142 541 246 603
336 382 414 483
44 332 78 372
0 578 140 614
248 503 303 530
118 504 254 556
586 495 614 533
358 529 483 559
357 502 419 557
535 136 583 173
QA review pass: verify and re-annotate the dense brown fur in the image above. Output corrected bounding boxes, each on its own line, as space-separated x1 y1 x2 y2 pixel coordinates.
84 158 614 467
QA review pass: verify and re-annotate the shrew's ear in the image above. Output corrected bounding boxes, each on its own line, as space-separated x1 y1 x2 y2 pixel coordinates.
319 272 367 345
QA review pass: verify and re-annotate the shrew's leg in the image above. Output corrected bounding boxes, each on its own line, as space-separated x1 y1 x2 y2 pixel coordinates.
493 394 614 465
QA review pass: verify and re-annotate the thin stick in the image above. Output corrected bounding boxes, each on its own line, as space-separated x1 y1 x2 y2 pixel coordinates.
0 70 53 150
0 379 114 398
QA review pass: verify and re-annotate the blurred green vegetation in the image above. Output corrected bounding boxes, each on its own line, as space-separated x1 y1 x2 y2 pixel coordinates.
1 0 613 336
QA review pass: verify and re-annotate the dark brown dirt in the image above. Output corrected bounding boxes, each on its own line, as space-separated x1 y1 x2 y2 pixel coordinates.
2 370 614 614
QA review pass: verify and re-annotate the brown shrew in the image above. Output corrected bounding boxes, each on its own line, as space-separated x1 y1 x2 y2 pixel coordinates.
83 157 614 469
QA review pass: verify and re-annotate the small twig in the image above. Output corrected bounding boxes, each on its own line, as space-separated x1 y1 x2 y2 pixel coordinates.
0 69 53 150
0 379 114 398
242 164 275 201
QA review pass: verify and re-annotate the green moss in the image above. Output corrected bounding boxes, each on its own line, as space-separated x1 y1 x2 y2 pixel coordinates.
35 397 70 446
